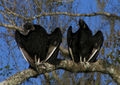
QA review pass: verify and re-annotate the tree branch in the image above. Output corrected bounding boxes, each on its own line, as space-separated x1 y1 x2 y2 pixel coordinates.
59 46 69 57
51 0 74 3
0 23 23 31
1 9 120 20
26 12 120 20
0 59 120 85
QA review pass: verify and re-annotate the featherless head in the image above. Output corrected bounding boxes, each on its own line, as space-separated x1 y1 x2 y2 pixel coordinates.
23 22 35 31
19 23 35 35
79 19 85 27
78 19 89 30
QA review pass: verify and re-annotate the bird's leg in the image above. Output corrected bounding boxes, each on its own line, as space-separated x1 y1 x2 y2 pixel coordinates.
84 57 89 65
84 57 88 64
35 55 37 64
80 56 82 62
83 58 86 62
79 56 84 65
35 55 40 65
34 55 47 73
35 55 42 65
37 58 41 65
34 55 40 72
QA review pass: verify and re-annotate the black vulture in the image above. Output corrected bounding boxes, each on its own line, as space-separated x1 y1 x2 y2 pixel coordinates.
15 23 62 69
67 19 104 63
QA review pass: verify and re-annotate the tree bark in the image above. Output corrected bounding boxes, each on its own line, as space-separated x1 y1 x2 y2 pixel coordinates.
0 59 120 85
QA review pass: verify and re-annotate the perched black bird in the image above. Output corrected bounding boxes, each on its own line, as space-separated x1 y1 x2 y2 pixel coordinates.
15 23 62 69
67 19 104 63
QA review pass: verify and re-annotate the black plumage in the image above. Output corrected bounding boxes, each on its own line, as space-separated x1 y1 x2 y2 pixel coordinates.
67 26 80 62
46 28 62 64
67 19 104 63
15 23 62 68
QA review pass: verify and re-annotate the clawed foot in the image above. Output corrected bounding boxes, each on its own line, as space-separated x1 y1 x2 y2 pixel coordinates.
79 57 85 64
34 56 47 73
79 58 90 65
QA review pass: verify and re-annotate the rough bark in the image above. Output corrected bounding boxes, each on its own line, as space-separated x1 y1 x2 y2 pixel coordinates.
0 59 120 85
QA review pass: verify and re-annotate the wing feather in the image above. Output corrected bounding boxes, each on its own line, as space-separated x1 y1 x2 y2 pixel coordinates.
69 47 74 61
44 44 59 62
87 48 98 62
19 46 35 67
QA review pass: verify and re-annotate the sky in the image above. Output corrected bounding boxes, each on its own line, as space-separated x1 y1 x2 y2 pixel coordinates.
0 0 119 85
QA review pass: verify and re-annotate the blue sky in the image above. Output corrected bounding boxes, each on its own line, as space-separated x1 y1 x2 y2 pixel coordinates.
0 0 119 85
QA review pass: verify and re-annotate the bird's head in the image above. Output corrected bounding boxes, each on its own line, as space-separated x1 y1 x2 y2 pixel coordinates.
24 23 35 31
78 19 87 29
20 23 35 35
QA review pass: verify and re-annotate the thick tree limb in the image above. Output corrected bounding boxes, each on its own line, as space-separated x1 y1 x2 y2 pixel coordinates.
0 59 120 85
59 46 69 57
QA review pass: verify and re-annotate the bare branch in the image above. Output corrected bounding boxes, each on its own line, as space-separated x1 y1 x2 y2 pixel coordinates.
26 12 120 20
0 11 16 25
52 0 74 3
1 8 120 21
0 2 26 20
0 23 23 31
1 59 120 85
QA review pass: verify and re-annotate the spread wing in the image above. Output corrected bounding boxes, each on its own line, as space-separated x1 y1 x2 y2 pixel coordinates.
44 28 62 62
87 31 104 62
